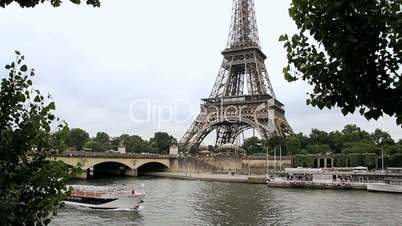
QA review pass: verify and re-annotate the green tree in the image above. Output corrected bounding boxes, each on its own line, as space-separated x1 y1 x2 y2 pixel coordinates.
83 139 97 151
125 135 149 153
295 132 309 149
65 128 89 151
281 0 402 125
50 126 70 151
294 154 315 168
371 129 395 146
149 132 177 154
94 131 109 144
341 142 379 154
347 153 377 168
265 136 285 152
0 51 68 226
333 154 347 167
305 144 331 154
91 131 112 151
342 124 370 143
328 131 345 153
384 144 402 155
0 0 100 8
242 136 263 155
284 136 302 155
111 134 130 149
388 153 402 167
309 129 329 145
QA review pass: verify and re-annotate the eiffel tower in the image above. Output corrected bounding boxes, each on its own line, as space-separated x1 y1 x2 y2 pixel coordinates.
180 0 293 151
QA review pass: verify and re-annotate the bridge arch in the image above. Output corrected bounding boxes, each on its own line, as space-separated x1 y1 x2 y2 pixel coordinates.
91 161 134 177
137 161 169 176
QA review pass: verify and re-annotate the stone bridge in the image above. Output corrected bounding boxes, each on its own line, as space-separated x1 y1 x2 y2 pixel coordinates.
52 152 293 179
52 152 171 179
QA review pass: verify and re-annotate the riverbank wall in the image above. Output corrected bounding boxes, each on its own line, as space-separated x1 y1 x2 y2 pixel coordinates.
168 156 292 176
143 172 368 190
144 172 267 184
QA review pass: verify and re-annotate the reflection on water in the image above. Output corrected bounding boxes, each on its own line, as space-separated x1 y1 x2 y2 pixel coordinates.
52 206 144 226
51 177 402 226
193 182 281 225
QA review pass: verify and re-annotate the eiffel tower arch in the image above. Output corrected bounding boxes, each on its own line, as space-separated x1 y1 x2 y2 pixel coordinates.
180 0 293 152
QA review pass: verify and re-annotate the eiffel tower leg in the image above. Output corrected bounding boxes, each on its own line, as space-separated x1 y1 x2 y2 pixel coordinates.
179 114 214 152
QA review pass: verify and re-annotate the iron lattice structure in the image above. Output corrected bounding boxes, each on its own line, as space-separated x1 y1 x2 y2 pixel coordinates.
180 0 293 151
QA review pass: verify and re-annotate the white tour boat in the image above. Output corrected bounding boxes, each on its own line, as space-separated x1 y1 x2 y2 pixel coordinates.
64 185 145 210
367 179 402 194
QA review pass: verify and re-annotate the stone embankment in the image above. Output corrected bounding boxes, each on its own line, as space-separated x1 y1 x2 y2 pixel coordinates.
143 172 267 184
144 172 369 190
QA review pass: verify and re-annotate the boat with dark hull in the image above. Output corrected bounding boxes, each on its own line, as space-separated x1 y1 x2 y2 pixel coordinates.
64 185 145 210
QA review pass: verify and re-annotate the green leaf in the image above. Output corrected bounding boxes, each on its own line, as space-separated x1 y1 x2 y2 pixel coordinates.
34 96 41 102
48 102 56 110
5 65 10 69
20 65 28 72
15 50 20 55
397 117 402 125
279 34 288 42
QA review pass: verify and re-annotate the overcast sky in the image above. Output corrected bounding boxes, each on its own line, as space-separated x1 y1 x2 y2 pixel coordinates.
1 0 400 142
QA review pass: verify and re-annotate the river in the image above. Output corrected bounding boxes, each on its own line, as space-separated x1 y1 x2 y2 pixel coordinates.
51 177 402 226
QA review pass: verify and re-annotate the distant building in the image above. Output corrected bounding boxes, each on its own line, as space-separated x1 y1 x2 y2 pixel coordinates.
199 150 211 156
217 143 241 155
169 145 179 156
117 145 126 154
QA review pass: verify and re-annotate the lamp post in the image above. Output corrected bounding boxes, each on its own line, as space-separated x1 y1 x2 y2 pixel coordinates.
266 145 269 178
274 146 276 174
381 147 384 172
279 145 282 171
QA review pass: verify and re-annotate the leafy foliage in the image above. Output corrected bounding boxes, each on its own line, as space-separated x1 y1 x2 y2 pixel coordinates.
281 0 402 125
0 51 68 226
149 132 177 154
65 128 89 151
56 129 178 154
294 154 316 168
371 129 395 145
243 124 400 156
240 125 400 168
0 0 100 8
83 131 113 152
347 153 377 168
242 136 264 155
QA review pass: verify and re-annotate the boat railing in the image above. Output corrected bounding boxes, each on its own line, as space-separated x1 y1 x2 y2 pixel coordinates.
69 185 142 198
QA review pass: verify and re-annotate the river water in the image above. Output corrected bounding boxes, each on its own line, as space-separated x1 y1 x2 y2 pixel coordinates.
51 177 402 226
